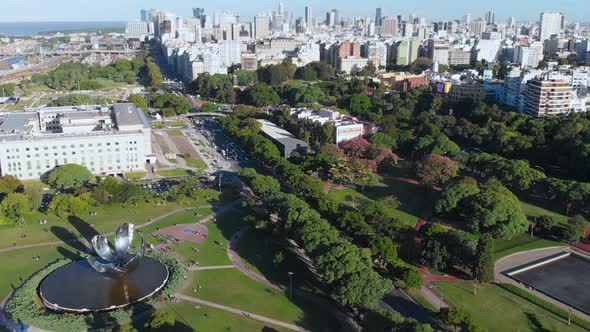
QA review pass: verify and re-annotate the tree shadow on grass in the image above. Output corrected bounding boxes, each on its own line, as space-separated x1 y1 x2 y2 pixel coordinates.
381 291 434 323
50 226 91 254
56 246 84 261
68 215 99 243
525 312 557 332
261 327 280 332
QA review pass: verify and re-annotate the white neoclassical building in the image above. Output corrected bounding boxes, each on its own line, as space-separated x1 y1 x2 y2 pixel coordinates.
0 103 154 180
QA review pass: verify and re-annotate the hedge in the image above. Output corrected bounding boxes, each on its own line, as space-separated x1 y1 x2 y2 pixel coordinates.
498 283 590 330
4 253 186 332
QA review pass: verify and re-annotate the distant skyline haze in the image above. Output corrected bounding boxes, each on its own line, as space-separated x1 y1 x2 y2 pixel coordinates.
0 0 588 22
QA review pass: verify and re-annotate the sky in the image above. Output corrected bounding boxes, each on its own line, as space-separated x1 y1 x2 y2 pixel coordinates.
0 0 588 23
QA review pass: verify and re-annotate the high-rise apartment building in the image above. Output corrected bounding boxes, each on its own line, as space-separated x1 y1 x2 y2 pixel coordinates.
539 12 564 42
393 39 420 66
381 17 398 37
427 39 450 65
525 77 573 116
305 6 313 30
469 18 485 38
254 15 270 39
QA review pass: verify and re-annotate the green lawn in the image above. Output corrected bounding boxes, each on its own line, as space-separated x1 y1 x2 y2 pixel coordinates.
125 171 147 181
165 301 289 332
174 210 245 266
0 245 76 300
234 228 322 294
186 158 207 169
168 130 184 137
434 282 587 332
182 269 338 330
326 168 437 228
0 201 190 249
166 121 186 127
157 169 189 177
521 201 568 220
493 234 564 260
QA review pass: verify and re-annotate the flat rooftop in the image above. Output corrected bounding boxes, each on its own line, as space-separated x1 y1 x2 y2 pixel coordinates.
113 103 150 129
257 119 308 152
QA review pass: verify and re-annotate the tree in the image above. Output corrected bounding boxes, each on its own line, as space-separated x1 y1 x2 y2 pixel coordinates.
340 138 370 158
144 309 176 331
416 154 459 185
0 193 31 222
398 267 423 289
128 94 149 111
420 239 448 271
370 236 398 267
370 132 397 149
348 94 372 118
334 268 393 309
234 70 257 86
48 194 90 217
241 83 280 106
47 164 92 191
472 234 494 283
435 178 480 214
464 180 528 238
0 175 23 195
24 182 44 211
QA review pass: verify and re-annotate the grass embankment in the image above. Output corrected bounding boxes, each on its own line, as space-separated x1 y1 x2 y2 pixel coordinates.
434 282 589 332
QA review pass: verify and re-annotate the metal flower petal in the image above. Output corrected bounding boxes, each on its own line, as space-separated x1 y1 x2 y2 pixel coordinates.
114 223 134 255
92 235 115 262
88 223 144 274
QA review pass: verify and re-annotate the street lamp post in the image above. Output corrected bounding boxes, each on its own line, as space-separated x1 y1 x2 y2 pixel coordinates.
288 272 294 300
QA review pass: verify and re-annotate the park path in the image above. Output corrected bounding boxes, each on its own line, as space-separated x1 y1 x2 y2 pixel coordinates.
175 294 307 332
188 265 235 271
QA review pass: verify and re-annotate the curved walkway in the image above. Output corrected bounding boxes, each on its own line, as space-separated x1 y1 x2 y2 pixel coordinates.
175 294 307 332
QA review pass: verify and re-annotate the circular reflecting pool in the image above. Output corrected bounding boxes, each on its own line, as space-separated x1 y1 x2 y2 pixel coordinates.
39 257 168 313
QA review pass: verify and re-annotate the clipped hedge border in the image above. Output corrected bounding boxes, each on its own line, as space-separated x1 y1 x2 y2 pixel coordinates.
498 283 590 331
4 253 186 332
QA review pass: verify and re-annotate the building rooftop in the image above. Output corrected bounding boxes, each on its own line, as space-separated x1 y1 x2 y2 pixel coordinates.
257 119 308 151
0 112 36 133
113 103 150 129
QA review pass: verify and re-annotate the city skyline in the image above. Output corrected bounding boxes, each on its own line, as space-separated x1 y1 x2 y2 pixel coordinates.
0 0 588 23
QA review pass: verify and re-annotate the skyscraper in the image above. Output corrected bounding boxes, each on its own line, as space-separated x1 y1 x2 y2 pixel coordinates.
254 15 270 39
305 6 313 30
375 8 383 27
192 8 205 18
539 12 564 42
140 9 148 22
485 10 495 25
462 13 471 25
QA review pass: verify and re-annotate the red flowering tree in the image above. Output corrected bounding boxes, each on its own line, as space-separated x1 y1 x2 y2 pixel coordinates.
416 154 459 185
340 138 370 158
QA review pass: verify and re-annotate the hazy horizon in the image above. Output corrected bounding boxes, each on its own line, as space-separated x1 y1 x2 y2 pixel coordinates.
0 0 589 23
